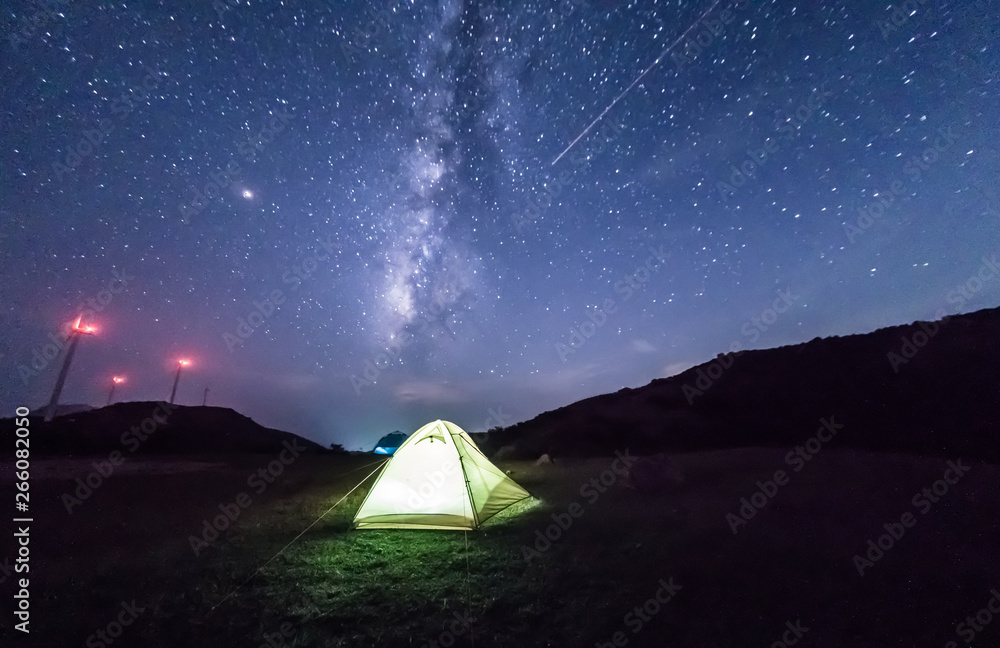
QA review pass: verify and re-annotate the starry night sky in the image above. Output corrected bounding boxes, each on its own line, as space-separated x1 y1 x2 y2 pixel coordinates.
2 0 998 450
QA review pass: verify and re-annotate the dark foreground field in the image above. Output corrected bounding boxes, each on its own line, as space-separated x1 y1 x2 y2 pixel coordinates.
2 449 999 647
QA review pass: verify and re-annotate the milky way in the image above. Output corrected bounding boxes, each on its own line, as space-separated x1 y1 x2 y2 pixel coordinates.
379 0 479 358
1 0 997 449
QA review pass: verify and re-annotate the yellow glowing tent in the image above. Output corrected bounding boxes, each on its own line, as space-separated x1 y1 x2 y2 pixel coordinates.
353 420 531 530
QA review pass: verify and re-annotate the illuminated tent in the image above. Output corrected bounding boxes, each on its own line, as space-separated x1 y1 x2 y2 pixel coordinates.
373 431 407 455
354 420 531 530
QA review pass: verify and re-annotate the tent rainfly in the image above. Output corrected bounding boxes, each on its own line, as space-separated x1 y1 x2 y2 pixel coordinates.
354 420 531 530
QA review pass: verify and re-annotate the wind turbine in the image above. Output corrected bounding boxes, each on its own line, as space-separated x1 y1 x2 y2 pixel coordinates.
169 358 190 405
45 316 97 422
107 375 124 406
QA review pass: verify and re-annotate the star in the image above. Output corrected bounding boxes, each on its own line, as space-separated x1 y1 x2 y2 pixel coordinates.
0 0 992 451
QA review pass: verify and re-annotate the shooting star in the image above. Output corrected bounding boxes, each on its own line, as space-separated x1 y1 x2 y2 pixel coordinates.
551 0 726 166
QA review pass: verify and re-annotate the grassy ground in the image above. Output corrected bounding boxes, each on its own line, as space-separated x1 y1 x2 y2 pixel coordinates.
4 448 999 647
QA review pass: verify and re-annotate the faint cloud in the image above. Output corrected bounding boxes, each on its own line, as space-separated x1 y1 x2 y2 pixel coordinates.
532 362 605 388
234 369 326 392
394 380 467 404
662 361 692 377
630 339 657 354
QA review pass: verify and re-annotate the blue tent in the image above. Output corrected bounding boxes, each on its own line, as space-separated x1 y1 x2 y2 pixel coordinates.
373 431 408 455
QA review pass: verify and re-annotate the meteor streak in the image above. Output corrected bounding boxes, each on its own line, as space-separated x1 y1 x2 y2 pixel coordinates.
551 0 725 166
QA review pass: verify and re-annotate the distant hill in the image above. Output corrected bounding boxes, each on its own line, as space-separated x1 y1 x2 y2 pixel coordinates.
2 402 329 456
487 306 1000 463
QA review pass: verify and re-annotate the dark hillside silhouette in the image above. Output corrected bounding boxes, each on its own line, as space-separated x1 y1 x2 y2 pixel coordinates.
3 402 328 455
488 306 1000 462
